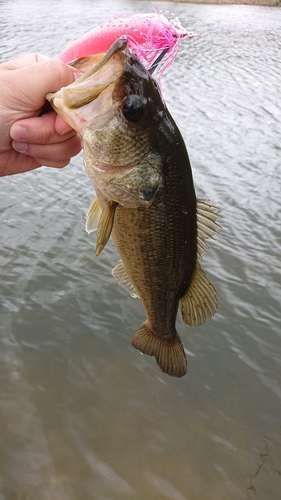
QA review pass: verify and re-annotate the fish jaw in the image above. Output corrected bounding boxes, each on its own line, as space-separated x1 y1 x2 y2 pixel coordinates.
46 39 127 133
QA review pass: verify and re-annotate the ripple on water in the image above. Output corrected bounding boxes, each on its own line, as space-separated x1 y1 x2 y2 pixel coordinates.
1 2 281 500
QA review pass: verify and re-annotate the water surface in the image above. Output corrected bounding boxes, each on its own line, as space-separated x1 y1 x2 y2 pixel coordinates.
0 1 281 499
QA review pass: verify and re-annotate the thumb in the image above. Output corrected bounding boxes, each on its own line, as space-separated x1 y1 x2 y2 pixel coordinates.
32 58 77 97
4 57 76 112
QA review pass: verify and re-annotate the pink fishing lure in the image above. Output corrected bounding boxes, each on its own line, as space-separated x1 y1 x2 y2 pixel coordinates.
60 12 193 82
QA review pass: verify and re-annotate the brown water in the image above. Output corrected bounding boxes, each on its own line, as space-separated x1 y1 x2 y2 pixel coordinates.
0 1 281 499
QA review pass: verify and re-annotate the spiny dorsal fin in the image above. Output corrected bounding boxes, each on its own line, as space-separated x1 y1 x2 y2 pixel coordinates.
131 322 187 378
85 197 102 234
112 261 139 298
197 199 221 258
96 201 117 256
180 262 217 327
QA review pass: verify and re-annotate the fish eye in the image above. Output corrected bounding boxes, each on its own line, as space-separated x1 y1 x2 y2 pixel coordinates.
122 95 144 123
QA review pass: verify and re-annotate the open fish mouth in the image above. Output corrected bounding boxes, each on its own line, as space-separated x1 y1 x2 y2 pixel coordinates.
46 39 128 132
46 37 170 129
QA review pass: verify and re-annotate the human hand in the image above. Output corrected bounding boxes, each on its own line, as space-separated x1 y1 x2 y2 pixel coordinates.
0 53 82 176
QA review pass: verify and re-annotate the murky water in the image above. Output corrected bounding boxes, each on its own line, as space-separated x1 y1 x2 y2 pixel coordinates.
0 0 281 499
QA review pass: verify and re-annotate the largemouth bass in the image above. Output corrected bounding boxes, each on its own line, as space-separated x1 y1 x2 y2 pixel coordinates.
46 39 219 377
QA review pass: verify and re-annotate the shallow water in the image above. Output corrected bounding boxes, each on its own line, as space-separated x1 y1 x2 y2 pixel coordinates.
0 1 281 499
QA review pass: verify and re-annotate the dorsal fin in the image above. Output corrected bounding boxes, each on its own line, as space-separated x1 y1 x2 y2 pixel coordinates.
112 261 139 298
180 261 217 327
197 200 221 258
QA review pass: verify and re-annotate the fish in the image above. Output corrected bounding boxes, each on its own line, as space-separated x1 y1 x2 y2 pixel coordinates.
46 39 220 377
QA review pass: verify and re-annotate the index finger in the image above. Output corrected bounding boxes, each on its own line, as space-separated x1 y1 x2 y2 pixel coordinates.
0 53 50 71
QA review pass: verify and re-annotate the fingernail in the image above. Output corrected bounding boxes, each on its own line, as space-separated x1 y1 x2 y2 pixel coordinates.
58 124 72 135
12 141 28 152
55 117 73 135
10 125 27 141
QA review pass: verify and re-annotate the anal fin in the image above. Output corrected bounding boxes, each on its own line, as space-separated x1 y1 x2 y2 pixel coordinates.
131 322 187 378
112 261 139 298
180 262 217 327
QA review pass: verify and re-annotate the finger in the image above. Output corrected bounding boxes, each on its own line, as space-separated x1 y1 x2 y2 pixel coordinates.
55 114 75 135
34 157 74 169
10 111 76 144
11 134 82 164
0 53 50 71
5 58 76 111
0 149 41 176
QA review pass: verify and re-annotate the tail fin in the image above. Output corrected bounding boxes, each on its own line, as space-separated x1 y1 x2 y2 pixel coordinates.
131 323 187 378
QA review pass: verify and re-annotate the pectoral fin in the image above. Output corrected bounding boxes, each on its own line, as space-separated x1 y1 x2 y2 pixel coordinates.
95 200 117 256
85 197 102 234
180 262 217 327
